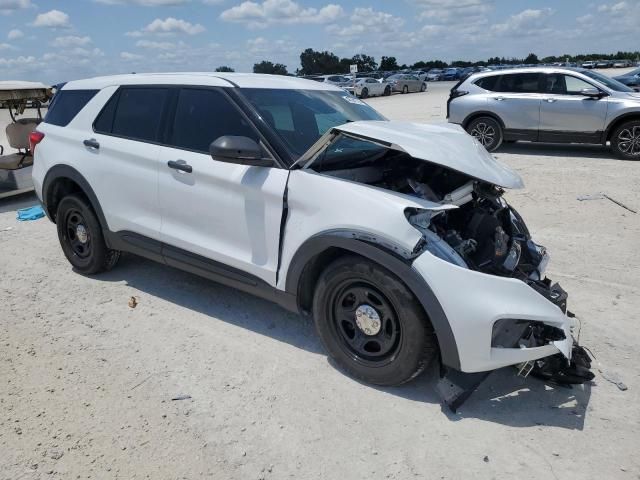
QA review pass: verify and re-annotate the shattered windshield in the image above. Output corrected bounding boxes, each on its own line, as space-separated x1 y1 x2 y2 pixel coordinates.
239 88 385 157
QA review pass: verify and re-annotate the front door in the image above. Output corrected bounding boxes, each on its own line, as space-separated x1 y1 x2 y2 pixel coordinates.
157 87 288 286
539 73 608 143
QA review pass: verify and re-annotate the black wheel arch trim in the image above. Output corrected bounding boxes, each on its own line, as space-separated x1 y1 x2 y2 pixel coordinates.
42 165 109 233
605 112 640 141
284 229 461 369
462 111 506 130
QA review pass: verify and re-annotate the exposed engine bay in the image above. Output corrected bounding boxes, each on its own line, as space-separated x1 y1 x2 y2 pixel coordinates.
311 135 594 409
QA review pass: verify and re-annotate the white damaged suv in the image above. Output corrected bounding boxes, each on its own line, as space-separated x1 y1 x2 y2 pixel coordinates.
32 73 593 407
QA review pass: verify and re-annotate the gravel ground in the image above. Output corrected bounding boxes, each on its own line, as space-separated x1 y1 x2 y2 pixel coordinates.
1 78 639 479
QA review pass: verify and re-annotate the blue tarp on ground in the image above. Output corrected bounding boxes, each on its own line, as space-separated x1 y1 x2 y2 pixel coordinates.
16 205 45 221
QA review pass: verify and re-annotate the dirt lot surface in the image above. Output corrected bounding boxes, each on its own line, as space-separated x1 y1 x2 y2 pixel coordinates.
1 79 640 479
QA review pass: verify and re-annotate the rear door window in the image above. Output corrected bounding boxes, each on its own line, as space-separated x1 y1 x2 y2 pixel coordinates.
94 87 169 142
496 73 541 93
168 88 258 153
44 90 98 127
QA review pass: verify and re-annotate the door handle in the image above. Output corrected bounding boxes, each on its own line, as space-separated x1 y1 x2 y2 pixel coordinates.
167 160 193 173
83 138 100 149
544 98 557 103
494 96 505 101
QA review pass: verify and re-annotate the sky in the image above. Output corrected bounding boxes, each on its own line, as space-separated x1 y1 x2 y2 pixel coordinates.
0 0 638 83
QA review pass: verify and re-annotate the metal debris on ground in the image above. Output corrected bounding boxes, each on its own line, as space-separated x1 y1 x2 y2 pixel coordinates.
128 296 138 308
577 192 637 214
597 367 628 391
171 394 192 401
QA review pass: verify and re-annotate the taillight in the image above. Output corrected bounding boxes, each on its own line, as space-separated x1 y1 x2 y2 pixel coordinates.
29 131 45 154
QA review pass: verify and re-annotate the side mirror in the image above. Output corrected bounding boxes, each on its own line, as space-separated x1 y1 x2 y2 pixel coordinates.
209 136 274 167
580 87 603 98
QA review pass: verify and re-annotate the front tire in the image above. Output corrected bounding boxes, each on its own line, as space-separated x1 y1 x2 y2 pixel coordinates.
611 120 640 160
56 194 120 274
313 256 438 386
420 83 427 92
466 116 503 152
402 85 409 94
360 87 369 99
384 86 391 96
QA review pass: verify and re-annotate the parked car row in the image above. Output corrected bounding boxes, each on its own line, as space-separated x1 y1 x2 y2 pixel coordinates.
582 59 635 69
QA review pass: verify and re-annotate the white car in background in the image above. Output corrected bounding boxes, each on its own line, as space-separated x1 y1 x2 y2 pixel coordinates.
354 77 391 98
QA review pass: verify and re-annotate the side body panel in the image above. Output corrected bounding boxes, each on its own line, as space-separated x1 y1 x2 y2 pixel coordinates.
35 86 163 239
277 169 429 292
157 145 289 285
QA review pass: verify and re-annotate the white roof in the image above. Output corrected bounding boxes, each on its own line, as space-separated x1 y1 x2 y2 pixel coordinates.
331 121 523 189
0 80 50 91
63 72 344 91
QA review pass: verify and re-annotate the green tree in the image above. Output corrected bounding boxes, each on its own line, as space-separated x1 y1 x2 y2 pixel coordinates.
349 54 377 72
379 56 399 71
253 60 289 75
524 53 539 64
299 48 341 75
215 66 234 72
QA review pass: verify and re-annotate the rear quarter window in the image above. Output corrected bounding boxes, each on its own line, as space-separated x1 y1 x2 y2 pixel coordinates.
474 75 500 91
44 90 98 127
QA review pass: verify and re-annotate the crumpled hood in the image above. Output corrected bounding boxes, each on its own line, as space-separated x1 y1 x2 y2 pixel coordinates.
332 121 524 189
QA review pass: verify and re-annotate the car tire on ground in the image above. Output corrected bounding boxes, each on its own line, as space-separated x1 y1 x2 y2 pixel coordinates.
384 86 391 96
360 87 369 99
56 194 121 275
420 83 427 92
610 120 640 160
466 116 503 152
402 85 409 94
313 255 438 386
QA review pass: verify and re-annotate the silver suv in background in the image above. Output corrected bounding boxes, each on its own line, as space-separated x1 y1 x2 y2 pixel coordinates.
447 67 640 159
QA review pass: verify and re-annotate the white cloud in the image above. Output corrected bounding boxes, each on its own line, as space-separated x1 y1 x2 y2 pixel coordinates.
0 55 36 68
414 0 493 24
135 39 179 50
51 35 92 48
490 8 554 36
120 51 143 60
32 10 71 29
0 0 31 14
127 17 205 36
7 28 23 40
95 0 190 5
220 0 343 28
327 7 404 37
0 42 14 50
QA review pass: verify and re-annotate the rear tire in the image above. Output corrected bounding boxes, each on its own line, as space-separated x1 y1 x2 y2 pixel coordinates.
466 116 503 152
420 83 427 92
384 86 391 96
313 256 438 386
402 85 409 94
360 87 369 99
611 120 640 160
56 194 121 274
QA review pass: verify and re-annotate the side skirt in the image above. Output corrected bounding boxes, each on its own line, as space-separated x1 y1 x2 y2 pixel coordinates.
104 230 299 313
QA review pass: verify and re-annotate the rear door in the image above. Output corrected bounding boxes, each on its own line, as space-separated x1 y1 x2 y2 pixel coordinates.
157 87 288 286
539 73 608 143
485 72 543 141
90 86 170 239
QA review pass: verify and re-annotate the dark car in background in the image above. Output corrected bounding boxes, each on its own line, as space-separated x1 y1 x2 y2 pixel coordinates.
442 68 462 81
614 68 640 90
